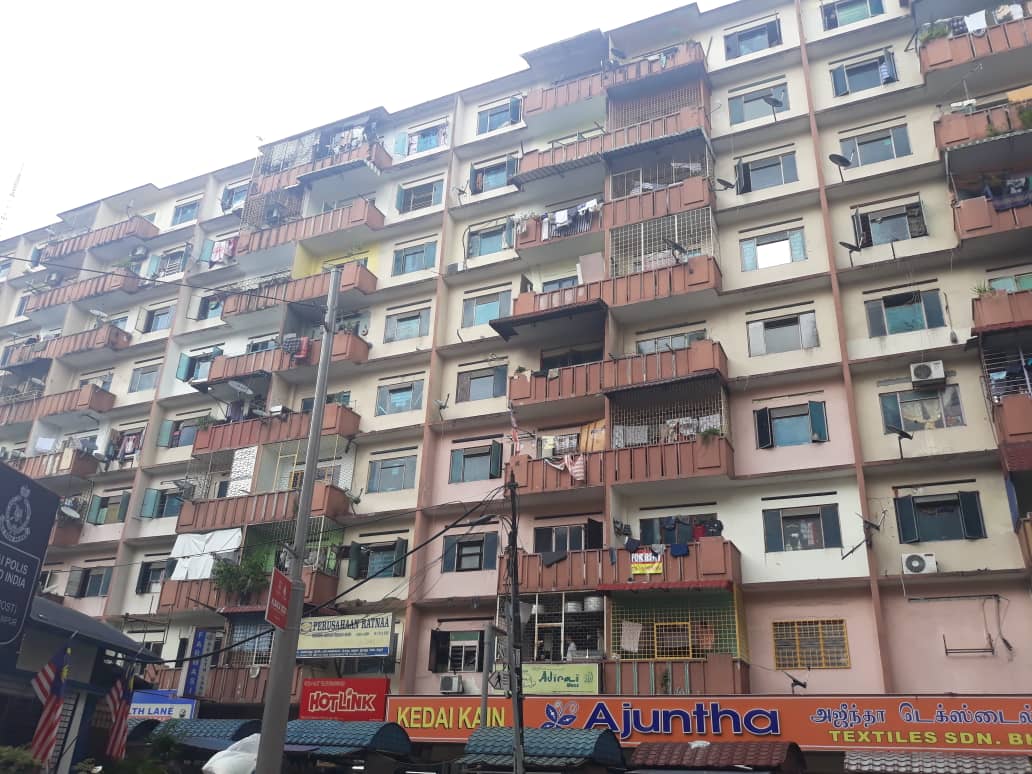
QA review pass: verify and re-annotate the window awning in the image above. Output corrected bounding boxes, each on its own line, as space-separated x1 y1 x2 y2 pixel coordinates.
462 727 625 771
844 750 1032 773
284 720 412 759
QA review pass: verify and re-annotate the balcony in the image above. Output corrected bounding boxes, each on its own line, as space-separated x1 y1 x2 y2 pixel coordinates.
278 332 371 383
206 347 294 382
193 403 361 457
235 199 385 259
935 102 1032 152
25 269 141 314
603 41 706 91
176 482 354 533
252 142 393 196
994 394 1032 471
954 195 1032 241
222 261 377 320
508 536 741 594
515 106 710 184
3 325 132 370
0 384 114 431
603 176 712 229
42 216 159 261
972 290 1032 333
919 18 1032 77
602 653 749 696
524 72 605 120
514 201 604 264
49 519 84 548
156 663 308 705
157 566 338 615
14 448 100 490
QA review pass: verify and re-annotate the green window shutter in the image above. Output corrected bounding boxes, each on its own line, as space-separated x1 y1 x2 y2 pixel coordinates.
143 254 160 279
492 365 507 397
384 315 398 343
832 65 848 96
85 495 103 525
958 492 987 539
419 308 431 337
921 290 945 328
156 420 174 447
891 126 911 157
482 532 499 570
165 495 183 518
198 239 214 264
729 96 745 125
375 386 390 416
116 495 130 523
782 153 798 183
467 233 481 260
395 186 406 213
393 133 408 157
392 249 405 275
392 537 409 577
865 300 887 337
820 505 842 548
368 461 381 492
789 229 806 260
489 440 503 479
65 568 85 598
431 180 444 206
498 290 511 316
442 536 458 572
404 456 417 489
423 241 437 270
346 542 363 579
411 380 424 409
755 408 774 449
140 488 160 519
509 96 522 123
809 401 829 442
880 393 902 433
477 111 489 135
176 354 193 381
768 19 783 45
740 239 758 271
449 450 464 483
762 509 784 552
894 496 920 544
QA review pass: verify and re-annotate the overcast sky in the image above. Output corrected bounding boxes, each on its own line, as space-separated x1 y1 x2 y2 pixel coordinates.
0 0 731 238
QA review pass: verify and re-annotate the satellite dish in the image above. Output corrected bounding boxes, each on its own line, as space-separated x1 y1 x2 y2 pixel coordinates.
227 380 254 396
59 505 82 521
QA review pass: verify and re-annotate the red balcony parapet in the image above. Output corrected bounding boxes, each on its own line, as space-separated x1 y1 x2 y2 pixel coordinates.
4 325 132 368
156 664 309 705
995 394 1032 473
222 261 377 318
193 403 360 456
235 199 385 257
17 448 100 481
515 209 602 252
0 384 115 426
252 142 393 196
307 332 370 368
49 519 84 548
603 654 749 696
25 270 140 314
603 41 706 89
954 196 1032 240
524 73 605 118
158 566 337 615
972 290 1032 334
42 216 159 261
208 348 294 381
603 178 712 228
509 340 726 406
177 482 354 533
919 18 1032 74
935 102 1032 150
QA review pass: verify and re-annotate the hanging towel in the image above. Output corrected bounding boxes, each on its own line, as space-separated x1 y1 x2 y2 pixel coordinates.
651 544 665 555
669 543 690 558
661 517 676 532
540 214 550 241
624 537 641 551
553 208 570 226
964 9 988 32
567 453 586 482
947 16 968 36
620 620 642 653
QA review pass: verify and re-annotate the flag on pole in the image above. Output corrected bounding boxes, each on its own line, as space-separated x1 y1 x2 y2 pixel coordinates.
30 645 71 765
104 671 133 760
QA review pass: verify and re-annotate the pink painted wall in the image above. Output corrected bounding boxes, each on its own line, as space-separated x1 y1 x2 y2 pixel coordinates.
414 510 502 603
883 579 1032 693
426 425 510 507
409 606 494 696
731 379 854 477
745 588 884 694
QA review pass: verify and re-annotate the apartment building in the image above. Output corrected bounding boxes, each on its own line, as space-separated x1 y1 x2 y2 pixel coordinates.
5 0 1032 729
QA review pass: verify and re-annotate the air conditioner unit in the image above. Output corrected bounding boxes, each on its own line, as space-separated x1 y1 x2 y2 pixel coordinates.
439 675 464 694
902 552 937 575
910 360 945 388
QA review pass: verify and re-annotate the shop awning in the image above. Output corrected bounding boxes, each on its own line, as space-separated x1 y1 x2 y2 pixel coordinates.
844 751 1032 773
149 718 261 751
284 720 412 759
29 596 163 661
629 741 804 771
459 727 625 770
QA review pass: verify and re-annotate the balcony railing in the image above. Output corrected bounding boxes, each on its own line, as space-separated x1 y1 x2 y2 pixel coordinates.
0 384 115 426
602 653 749 696
509 340 727 407
603 176 712 229
515 202 603 253
954 195 1032 241
235 199 385 257
3 325 132 368
25 269 140 314
972 289 1032 333
935 102 1032 150
603 41 706 89
507 536 740 593
524 73 605 119
252 142 393 196
222 261 377 319
158 566 338 615
14 448 99 481
993 394 1032 470
177 482 354 533
42 216 159 261
193 404 361 456
919 17 1032 75
156 664 308 705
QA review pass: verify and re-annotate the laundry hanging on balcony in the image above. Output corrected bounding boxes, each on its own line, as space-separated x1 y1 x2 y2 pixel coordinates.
539 198 601 241
981 174 1032 212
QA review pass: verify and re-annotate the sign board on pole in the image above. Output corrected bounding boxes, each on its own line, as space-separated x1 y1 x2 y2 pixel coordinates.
182 630 211 698
129 690 198 720
266 567 291 630
297 613 393 658
299 678 389 721
0 464 59 648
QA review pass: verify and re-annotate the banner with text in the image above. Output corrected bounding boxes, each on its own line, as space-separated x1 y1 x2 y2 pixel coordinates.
387 694 1032 753
490 663 599 695
297 613 393 658
300 678 389 721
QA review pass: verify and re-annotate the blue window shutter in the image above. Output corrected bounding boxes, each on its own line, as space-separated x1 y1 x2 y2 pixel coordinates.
423 241 437 270
509 96 522 123
165 495 183 518
141 488 160 519
404 456 417 488
396 186 406 213
498 290 511 316
462 298 476 327
921 290 945 328
469 164 480 195
832 66 849 96
442 536 458 572
870 0 884 13
198 239 214 264
393 133 408 157
368 461 381 493
823 4 838 28
392 538 408 577
116 495 130 523
883 51 898 83
820 505 842 548
740 239 758 271
419 308 430 337
156 420 174 447
789 230 806 260
809 401 829 442
143 254 159 279
467 232 481 259
768 19 783 45
763 509 784 551
755 408 774 449
477 111 489 135
725 33 740 59
493 365 507 397
891 126 911 157
894 496 920 543
411 380 424 409
384 314 398 343
1006 475 1021 529
504 218 514 249
347 542 363 579
489 440 503 479
375 386 390 416
506 154 518 183
880 393 902 433
729 97 744 125
958 492 987 539
431 180 444 206
865 300 887 337
449 450 464 483
176 354 193 381
86 495 102 524
392 250 405 275
482 532 499 570
781 153 798 183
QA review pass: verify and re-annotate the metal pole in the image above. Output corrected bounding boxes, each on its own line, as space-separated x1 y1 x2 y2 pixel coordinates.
480 623 496 728
506 472 526 774
256 266 341 774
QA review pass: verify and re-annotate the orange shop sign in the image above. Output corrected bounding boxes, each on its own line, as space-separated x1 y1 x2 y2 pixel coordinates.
386 695 1032 753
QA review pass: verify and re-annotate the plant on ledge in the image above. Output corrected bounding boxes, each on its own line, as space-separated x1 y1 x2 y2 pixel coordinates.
699 426 723 443
212 555 269 599
194 414 217 430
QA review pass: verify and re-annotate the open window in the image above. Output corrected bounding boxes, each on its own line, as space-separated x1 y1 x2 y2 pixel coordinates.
755 401 829 448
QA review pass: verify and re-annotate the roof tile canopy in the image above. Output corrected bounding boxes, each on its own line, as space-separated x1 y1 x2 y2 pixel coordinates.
462 727 626 770
844 751 1032 773
629 741 804 770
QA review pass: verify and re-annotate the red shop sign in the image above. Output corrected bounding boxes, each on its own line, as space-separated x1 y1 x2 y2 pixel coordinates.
300 677 390 721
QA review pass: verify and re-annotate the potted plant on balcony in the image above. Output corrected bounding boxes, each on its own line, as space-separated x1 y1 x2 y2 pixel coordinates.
212 555 269 604
194 413 217 430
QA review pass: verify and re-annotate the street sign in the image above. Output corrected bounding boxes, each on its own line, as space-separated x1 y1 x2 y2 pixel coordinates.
266 567 291 630
182 630 212 698
129 690 198 720
0 464 59 648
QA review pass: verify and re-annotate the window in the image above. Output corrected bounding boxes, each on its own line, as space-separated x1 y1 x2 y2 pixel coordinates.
840 126 911 167
407 124 447 154
221 184 248 212
375 380 423 415
832 53 897 97
143 307 174 333
741 229 806 271
989 272 1032 292
442 533 498 573
542 276 578 293
467 221 514 258
86 493 128 525
449 442 503 483
15 295 29 317
176 351 217 382
469 157 518 194
773 619 849 669
429 630 485 673
822 0 884 29
725 19 782 59
879 385 964 434
895 492 986 543
853 203 927 248
346 538 408 580
247 338 277 353
300 391 350 413
157 251 187 277
461 290 511 327
384 308 430 343
477 98 522 134
171 200 200 226
129 365 159 392
537 432 580 457
540 345 604 371
108 316 129 331
735 152 798 193
141 212 157 224
636 329 707 355
747 312 819 356
729 84 789 124
755 401 829 448
392 242 437 275
533 520 603 553
639 515 722 545
29 246 45 266
367 455 417 493
228 617 273 666
865 290 944 336
140 488 183 519
157 418 200 449
135 562 165 594
0 261 10 280
65 566 113 598
397 180 444 213
457 366 507 402
763 505 842 551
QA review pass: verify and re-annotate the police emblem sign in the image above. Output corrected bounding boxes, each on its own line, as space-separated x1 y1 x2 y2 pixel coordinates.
0 465 59 647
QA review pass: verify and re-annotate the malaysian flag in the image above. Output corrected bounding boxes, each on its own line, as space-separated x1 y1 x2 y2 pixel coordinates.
30 645 71 765
104 671 133 760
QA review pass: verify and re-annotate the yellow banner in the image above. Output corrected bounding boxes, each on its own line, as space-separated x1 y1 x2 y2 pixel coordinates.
631 548 663 574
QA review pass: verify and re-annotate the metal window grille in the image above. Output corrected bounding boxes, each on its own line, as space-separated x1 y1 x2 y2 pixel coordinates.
241 189 303 230
609 209 717 279
243 517 343 576
981 341 1032 401
610 154 713 199
609 377 729 448
547 126 606 149
608 81 703 129
494 592 606 666
259 131 321 175
226 617 274 667
773 618 849 669
610 591 744 661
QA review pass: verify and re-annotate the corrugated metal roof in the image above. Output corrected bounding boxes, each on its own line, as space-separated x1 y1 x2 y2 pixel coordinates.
844 751 1032 773
284 720 411 757
465 727 625 768
458 753 591 769
151 718 260 743
629 741 802 770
